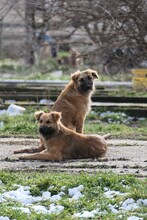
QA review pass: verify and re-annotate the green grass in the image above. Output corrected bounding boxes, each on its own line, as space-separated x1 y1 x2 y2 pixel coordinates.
0 112 37 137
0 108 147 139
0 171 146 219
0 57 71 80
0 58 136 82
84 122 147 140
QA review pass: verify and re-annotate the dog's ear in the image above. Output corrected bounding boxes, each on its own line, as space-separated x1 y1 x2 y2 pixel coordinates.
92 70 99 79
87 69 99 79
34 111 44 121
71 70 80 82
51 111 61 123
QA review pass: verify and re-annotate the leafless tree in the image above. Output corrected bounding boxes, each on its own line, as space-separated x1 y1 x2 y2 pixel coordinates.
1 0 147 72
58 0 147 73
0 0 19 58
24 0 62 65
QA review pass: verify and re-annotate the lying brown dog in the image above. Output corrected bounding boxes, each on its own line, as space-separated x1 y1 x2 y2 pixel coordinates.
14 69 98 154
18 111 107 161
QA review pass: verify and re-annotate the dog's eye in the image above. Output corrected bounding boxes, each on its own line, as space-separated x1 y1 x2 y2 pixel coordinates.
80 78 84 82
39 119 42 123
87 76 91 80
46 120 51 124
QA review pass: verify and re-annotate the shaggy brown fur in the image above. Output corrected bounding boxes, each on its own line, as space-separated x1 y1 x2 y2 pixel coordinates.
51 68 98 132
14 69 98 154
18 111 107 161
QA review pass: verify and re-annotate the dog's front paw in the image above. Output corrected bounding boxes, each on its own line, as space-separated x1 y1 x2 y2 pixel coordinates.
13 150 20 154
18 155 28 160
14 149 27 154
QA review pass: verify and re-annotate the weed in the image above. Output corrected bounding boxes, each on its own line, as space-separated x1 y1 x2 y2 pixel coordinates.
0 107 147 139
0 171 146 219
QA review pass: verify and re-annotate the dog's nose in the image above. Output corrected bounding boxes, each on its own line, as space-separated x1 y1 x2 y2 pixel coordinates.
39 126 46 133
86 84 91 89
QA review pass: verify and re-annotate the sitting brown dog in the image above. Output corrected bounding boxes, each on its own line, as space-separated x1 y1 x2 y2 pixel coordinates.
51 68 98 133
18 111 107 161
14 69 98 154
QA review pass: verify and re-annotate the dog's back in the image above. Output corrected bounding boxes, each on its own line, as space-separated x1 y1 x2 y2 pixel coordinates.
49 119 107 160
61 132 107 160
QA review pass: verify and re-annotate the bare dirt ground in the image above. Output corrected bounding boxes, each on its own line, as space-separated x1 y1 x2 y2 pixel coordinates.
0 138 147 178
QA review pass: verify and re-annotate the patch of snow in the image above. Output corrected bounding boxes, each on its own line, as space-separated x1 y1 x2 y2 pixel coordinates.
0 185 65 215
0 122 4 129
127 216 143 220
104 189 127 198
59 191 65 196
120 198 139 211
0 180 4 185
49 185 54 190
50 194 61 202
7 104 26 116
61 186 66 191
42 191 51 200
72 191 83 200
137 199 147 206
32 203 65 215
32 205 48 214
68 185 84 197
1 185 65 205
0 184 146 218
108 204 119 213
0 104 26 116
73 209 99 218
0 195 5 203
3 186 41 205
32 203 64 215
39 99 53 105
0 217 10 220
104 187 109 192
12 207 31 214
68 185 84 200
48 203 64 215
0 110 7 116
118 215 123 219
138 117 146 121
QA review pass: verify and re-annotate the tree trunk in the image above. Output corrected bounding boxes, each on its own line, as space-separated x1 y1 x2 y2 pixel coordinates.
25 0 35 65
0 19 3 58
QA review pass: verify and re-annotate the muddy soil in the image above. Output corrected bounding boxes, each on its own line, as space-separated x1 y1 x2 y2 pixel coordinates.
0 138 146 177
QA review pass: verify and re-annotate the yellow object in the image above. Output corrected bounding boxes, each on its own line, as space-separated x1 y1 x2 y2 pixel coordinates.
132 69 147 90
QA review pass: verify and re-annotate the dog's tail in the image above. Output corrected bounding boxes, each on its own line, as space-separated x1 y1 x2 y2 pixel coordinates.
103 133 111 139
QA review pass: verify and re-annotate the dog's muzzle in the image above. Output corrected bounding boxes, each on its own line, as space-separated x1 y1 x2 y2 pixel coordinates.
78 83 93 93
39 126 55 136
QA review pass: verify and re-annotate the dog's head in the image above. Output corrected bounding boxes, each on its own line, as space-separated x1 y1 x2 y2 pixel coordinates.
35 111 61 137
71 69 99 94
